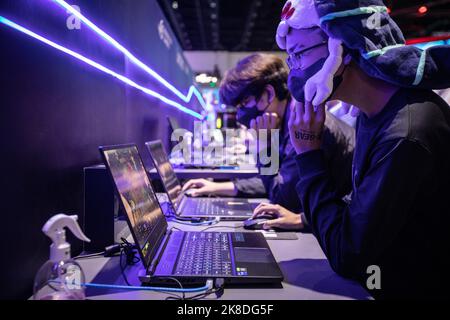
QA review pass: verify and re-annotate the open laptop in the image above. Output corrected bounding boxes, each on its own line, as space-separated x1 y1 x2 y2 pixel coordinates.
99 144 283 285
145 140 267 220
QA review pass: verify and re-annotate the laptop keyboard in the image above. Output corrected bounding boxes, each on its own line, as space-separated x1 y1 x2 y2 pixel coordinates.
174 232 233 276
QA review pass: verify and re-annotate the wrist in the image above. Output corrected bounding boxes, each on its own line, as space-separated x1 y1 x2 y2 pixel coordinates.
216 181 238 197
295 145 321 155
295 214 305 230
292 128 323 155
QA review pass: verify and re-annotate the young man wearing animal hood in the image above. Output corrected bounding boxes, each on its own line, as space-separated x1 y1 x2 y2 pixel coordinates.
253 0 450 299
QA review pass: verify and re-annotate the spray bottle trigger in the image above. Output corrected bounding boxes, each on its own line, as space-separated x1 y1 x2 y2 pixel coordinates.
42 214 90 243
66 215 91 242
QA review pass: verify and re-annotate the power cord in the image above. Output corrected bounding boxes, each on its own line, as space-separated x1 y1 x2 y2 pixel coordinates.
168 216 220 226
119 238 140 286
74 240 139 262
73 247 215 299
74 242 128 261
73 239 218 299
167 278 225 300
81 279 213 296
159 277 185 300
73 252 104 260
185 286 224 300
200 225 242 232
163 200 220 226
74 237 225 299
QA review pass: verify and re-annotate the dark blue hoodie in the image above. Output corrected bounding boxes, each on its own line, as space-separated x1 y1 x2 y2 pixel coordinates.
296 88 450 299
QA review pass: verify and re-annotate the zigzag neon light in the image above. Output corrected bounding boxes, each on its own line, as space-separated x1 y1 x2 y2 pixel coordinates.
0 16 203 119
53 0 207 110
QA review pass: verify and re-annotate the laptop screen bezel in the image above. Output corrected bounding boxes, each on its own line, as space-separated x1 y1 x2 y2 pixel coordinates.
145 140 183 212
99 143 168 269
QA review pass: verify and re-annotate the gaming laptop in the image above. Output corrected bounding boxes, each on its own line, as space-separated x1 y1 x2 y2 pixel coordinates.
146 140 267 220
99 144 283 285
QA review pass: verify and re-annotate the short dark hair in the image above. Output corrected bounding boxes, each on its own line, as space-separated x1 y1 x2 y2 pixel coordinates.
219 53 289 107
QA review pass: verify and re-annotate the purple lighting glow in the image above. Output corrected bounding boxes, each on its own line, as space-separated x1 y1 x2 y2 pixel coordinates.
0 16 203 120
52 0 207 110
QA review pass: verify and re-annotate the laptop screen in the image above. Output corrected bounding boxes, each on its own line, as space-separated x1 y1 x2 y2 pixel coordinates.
100 145 168 268
146 141 183 210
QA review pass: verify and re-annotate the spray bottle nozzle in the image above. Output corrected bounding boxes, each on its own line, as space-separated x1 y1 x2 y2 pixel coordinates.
42 214 90 262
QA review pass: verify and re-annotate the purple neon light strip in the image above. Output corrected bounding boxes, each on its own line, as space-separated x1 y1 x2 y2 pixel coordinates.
0 16 203 120
52 0 207 110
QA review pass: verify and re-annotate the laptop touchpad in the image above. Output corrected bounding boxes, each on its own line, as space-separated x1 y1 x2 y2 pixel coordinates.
234 248 273 263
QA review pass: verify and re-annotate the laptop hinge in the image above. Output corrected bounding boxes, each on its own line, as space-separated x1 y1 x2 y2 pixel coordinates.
147 228 174 276
161 201 177 218
176 196 186 215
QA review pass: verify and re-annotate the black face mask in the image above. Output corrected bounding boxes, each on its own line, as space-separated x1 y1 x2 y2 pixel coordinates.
288 57 346 103
331 63 347 98
287 57 326 103
236 100 270 128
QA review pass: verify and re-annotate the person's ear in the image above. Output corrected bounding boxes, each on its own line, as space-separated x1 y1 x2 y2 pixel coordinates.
265 85 276 104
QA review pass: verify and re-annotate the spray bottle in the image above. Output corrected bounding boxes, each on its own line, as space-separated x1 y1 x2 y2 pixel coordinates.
33 214 91 300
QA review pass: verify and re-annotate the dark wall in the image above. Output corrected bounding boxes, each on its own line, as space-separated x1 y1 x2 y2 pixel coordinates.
0 0 201 299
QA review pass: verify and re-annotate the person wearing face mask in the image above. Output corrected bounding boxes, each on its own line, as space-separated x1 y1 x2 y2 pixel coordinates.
182 53 355 230
266 0 450 299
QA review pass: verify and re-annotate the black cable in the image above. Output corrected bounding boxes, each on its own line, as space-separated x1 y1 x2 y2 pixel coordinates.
185 285 224 300
200 225 242 232
169 216 219 226
119 248 131 286
121 238 140 264
97 239 218 300
118 238 140 286
160 277 185 300
185 289 215 300
164 279 224 300
74 244 123 261
164 292 183 300
72 239 205 300
73 252 105 260
154 276 184 301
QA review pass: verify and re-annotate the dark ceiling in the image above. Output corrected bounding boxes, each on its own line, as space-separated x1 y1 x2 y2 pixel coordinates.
158 0 450 51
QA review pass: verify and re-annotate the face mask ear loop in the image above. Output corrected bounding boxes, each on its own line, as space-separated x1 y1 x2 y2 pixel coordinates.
343 53 352 66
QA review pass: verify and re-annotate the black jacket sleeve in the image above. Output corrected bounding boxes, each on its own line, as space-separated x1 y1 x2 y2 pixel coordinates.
258 142 304 213
295 139 433 280
234 177 266 198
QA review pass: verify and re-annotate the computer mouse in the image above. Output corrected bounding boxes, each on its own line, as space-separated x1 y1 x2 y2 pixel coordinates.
243 215 275 230
183 189 195 197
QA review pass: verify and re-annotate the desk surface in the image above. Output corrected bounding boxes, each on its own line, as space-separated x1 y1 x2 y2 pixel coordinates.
79 221 370 300
148 167 258 180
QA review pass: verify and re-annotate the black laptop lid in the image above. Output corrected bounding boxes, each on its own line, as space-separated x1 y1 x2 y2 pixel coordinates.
146 140 183 210
99 144 168 268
